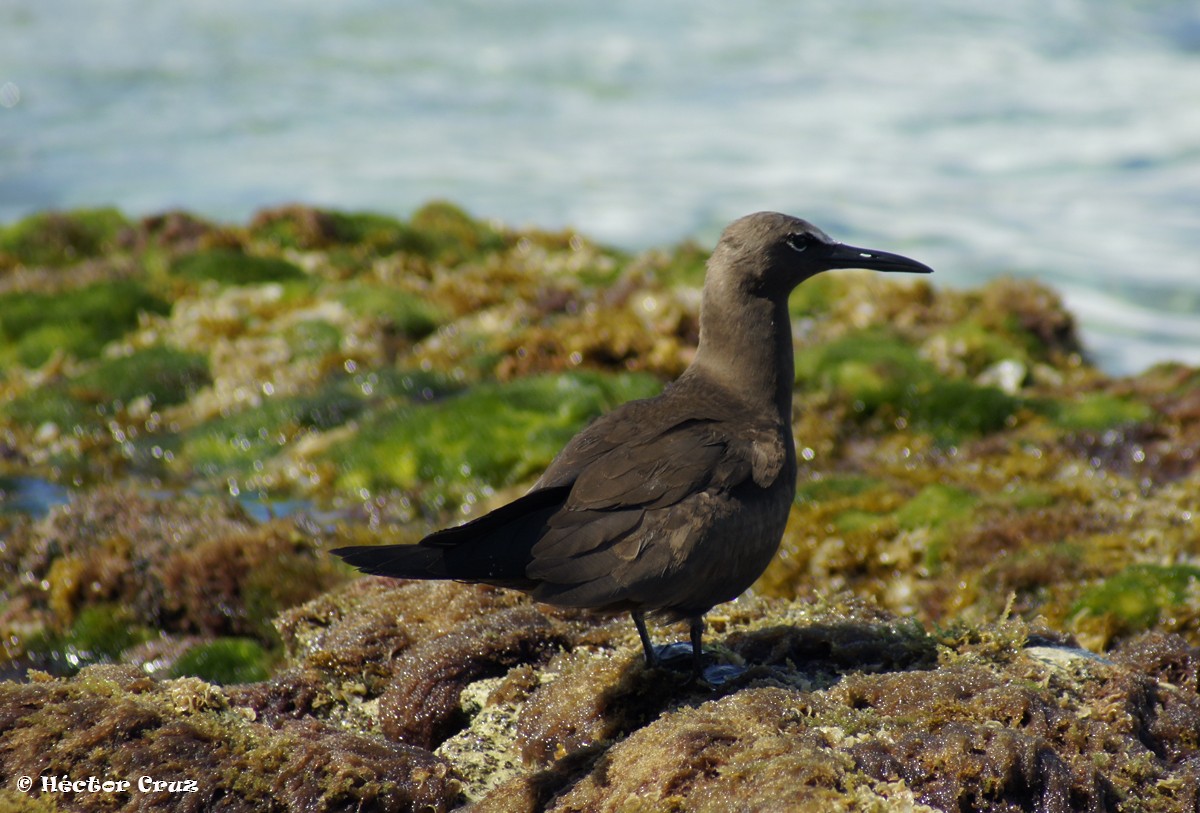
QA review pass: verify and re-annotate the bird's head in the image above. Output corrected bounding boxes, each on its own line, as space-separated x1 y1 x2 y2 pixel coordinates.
709 211 933 298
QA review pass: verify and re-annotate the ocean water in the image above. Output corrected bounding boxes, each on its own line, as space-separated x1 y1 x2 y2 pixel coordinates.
2 0 1198 374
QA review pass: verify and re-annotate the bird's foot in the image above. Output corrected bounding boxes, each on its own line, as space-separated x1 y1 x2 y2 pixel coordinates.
696 662 747 688
650 641 696 668
649 642 748 687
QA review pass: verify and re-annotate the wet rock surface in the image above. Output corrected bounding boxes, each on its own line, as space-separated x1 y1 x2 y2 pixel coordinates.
1 203 1199 810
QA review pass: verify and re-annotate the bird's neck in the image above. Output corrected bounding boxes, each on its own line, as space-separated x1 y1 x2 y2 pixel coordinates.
690 280 795 422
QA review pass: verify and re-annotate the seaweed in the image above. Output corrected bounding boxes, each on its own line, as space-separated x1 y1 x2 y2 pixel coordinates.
0 207 129 268
333 371 661 498
0 280 169 368
171 247 307 286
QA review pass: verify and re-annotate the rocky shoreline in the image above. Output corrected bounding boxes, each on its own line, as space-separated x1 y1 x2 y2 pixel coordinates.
1 204 1198 810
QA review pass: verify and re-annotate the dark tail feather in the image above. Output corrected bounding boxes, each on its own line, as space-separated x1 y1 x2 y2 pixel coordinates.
331 484 572 588
419 485 571 547
331 543 453 579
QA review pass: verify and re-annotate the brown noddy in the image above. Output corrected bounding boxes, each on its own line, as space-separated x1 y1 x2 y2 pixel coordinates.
333 212 933 675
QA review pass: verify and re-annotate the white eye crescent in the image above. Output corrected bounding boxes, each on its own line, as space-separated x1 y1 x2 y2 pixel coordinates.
786 233 812 253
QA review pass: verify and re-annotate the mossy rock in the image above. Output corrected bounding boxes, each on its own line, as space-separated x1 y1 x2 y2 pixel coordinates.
338 282 446 339
22 603 155 674
334 370 662 497
796 329 1021 439
1043 392 1154 431
1074 564 1200 633
930 319 1035 376
906 377 1019 438
795 475 884 504
181 383 366 476
407 200 510 263
787 272 842 318
0 279 170 368
895 483 977 531
168 637 273 684
67 604 154 663
281 318 344 359
248 204 449 259
5 345 210 429
796 329 929 410
649 240 710 288
242 203 510 264
171 247 307 285
0 207 129 267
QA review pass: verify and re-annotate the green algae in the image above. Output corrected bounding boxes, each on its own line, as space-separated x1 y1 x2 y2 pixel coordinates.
1045 391 1155 431
408 200 511 263
281 318 343 358
898 483 979 570
249 202 514 270
795 329 928 407
930 319 1035 375
0 279 169 368
895 483 977 530
334 370 662 497
0 207 129 268
795 475 883 503
907 378 1019 438
65 605 151 661
645 240 709 288
833 507 894 535
997 485 1058 510
250 206 413 252
1073 564 1200 633
81 345 209 407
23 603 155 673
171 247 307 286
812 483 977 570
5 345 209 428
795 328 1021 439
169 637 274 684
181 384 365 476
337 282 446 339
787 272 841 318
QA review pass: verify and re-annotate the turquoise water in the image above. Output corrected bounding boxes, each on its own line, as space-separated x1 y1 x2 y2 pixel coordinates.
0 475 70 517
2 0 1199 373
0 474 319 522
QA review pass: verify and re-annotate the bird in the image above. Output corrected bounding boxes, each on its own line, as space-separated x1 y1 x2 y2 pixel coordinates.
333 212 933 676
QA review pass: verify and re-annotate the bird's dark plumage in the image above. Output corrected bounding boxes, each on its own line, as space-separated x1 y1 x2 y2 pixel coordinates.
333 212 933 674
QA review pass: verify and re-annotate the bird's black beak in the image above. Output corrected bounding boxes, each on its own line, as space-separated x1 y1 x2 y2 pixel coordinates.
822 242 934 275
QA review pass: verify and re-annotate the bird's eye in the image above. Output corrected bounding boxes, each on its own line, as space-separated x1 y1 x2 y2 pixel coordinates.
786 233 812 253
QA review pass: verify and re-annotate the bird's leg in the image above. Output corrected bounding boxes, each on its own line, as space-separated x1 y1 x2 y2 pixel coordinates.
632 610 658 667
689 616 705 676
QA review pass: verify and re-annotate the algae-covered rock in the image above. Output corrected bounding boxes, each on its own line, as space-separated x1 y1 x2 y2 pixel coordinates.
0 487 344 678
170 247 308 286
5 344 209 434
0 665 459 811
0 208 129 269
2 201 1200 810
332 371 661 499
0 280 170 368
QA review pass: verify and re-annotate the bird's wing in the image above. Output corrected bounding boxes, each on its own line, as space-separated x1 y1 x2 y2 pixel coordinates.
525 415 786 586
565 419 738 511
534 391 786 492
